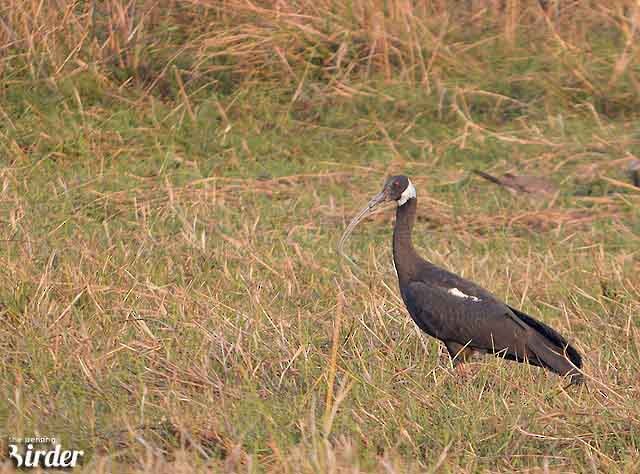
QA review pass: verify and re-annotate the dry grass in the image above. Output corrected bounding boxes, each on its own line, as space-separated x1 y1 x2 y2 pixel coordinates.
1 0 640 472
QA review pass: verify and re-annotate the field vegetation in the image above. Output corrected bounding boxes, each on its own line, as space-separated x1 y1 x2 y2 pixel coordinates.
1 0 639 472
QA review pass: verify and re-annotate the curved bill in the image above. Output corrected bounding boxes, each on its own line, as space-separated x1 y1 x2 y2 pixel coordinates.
337 191 387 258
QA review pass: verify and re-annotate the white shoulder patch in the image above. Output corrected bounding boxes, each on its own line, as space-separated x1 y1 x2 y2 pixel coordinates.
448 287 481 302
397 179 416 206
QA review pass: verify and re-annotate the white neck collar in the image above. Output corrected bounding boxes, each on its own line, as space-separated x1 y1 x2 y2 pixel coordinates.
397 179 416 206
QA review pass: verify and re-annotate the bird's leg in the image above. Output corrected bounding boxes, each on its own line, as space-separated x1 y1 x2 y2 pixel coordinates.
454 362 475 381
445 341 471 366
445 341 478 380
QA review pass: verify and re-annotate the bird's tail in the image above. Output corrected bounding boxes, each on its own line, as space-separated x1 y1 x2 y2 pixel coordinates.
509 306 584 384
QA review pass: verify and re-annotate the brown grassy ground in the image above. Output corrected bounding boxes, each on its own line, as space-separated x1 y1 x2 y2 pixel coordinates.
1 1 640 472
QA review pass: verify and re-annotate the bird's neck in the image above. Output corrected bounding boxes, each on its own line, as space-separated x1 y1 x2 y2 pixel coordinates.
393 198 419 280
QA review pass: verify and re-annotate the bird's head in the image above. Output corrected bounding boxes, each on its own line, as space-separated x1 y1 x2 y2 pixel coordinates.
338 175 416 257
382 175 416 205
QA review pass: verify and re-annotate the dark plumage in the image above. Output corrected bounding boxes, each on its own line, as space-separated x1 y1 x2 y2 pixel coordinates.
629 159 640 188
472 169 557 196
339 175 583 384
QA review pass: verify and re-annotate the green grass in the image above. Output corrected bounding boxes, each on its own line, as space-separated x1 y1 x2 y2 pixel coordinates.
1 1 640 472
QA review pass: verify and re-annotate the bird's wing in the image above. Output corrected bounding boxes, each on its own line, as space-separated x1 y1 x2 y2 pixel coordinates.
402 280 583 379
402 280 529 352
472 170 507 187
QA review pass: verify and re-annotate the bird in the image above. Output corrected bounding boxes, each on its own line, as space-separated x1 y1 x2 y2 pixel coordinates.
628 159 640 188
339 175 583 384
472 169 557 196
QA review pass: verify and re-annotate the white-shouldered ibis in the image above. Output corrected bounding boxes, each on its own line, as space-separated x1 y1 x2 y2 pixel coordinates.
472 169 557 196
629 159 640 188
339 175 583 384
